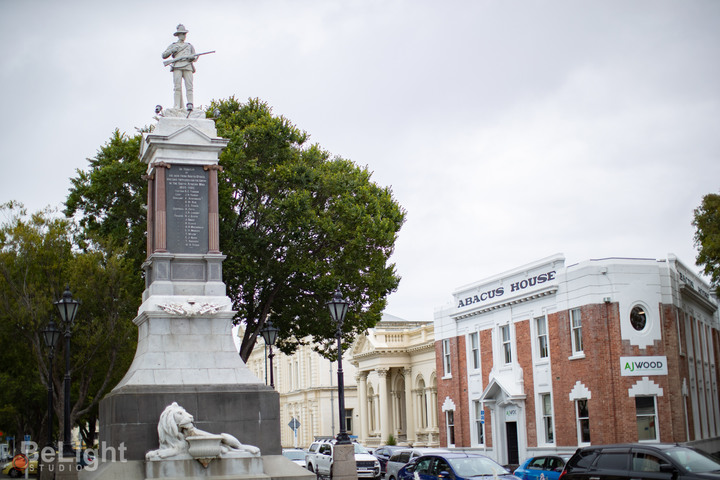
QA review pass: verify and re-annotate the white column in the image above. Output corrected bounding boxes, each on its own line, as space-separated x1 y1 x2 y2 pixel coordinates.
404 368 416 444
357 372 368 444
378 368 390 443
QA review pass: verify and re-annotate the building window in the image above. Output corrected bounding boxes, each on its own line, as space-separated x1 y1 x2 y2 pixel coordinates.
636 396 658 441
536 316 549 359
345 408 353 434
446 410 455 447
469 332 480 370
442 339 452 376
571 308 583 354
630 305 647 331
576 399 590 444
541 393 554 443
501 325 512 364
474 401 485 445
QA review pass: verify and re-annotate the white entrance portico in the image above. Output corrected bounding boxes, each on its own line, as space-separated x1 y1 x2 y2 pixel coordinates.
350 316 439 447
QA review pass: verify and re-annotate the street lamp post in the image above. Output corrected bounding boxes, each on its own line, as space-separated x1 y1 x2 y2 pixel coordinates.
260 320 280 388
260 320 279 389
41 320 61 448
54 287 80 458
327 289 350 445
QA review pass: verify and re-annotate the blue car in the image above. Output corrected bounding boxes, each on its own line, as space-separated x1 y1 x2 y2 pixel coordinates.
398 452 520 480
514 455 571 480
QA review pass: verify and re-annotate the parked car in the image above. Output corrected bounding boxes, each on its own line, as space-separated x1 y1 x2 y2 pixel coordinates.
372 445 406 477
560 443 720 480
2 453 39 477
385 448 450 480
398 452 519 480
305 439 381 479
282 448 307 468
515 454 571 480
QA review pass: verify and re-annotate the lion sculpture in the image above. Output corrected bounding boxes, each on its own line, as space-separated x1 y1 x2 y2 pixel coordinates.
145 402 261 460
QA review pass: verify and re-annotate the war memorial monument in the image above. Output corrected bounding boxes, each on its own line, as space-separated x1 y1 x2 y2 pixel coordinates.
81 25 314 480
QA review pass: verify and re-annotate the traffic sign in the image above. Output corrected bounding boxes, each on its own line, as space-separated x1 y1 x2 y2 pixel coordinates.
288 418 301 431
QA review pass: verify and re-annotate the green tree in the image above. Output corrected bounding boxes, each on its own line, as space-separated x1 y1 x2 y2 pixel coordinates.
66 97 406 362
0 202 138 446
693 192 720 296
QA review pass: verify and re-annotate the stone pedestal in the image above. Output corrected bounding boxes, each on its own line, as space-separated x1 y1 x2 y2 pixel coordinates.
332 444 358 480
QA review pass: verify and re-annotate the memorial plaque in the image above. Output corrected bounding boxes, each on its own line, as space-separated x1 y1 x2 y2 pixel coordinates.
166 165 209 253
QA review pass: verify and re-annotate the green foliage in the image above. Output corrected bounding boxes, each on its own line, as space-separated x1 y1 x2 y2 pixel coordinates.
386 434 397 446
0 202 138 443
211 98 406 360
693 192 720 296
65 129 148 281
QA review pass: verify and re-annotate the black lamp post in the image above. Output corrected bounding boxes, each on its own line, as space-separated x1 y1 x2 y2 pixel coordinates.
327 289 350 445
260 320 279 388
41 320 61 448
54 286 80 457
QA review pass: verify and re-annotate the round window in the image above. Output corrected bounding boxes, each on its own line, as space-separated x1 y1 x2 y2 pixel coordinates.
630 305 647 331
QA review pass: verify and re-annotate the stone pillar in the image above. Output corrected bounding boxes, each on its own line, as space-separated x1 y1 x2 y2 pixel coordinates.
357 372 368 444
430 387 438 428
204 164 222 254
151 162 170 253
378 368 390 443
404 367 416 444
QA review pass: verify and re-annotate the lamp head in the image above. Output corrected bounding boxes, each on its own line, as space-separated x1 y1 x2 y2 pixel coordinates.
42 319 62 349
54 286 80 326
326 289 349 326
261 319 279 346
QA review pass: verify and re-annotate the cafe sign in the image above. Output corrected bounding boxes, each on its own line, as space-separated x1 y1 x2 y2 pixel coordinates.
620 356 668 376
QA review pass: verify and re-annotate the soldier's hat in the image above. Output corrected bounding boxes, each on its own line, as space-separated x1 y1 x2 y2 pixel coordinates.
174 24 189 36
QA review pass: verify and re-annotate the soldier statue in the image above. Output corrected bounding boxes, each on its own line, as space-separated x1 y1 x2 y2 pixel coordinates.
162 24 206 110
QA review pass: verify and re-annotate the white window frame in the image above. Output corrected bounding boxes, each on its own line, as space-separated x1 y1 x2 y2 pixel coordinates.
541 393 554 444
570 308 584 355
536 316 549 359
442 339 452 377
500 324 512 364
446 410 456 447
473 400 485 445
576 398 591 445
469 332 480 370
636 396 659 442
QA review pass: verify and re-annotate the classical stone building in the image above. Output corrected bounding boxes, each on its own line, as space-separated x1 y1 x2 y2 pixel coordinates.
244 331 358 449
243 313 440 449
349 314 440 448
434 254 720 466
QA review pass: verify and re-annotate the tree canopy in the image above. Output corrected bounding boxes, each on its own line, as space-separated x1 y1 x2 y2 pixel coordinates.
66 97 406 362
0 202 138 446
693 192 720 296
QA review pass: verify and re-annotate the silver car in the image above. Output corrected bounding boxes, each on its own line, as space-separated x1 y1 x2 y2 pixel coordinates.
384 448 450 480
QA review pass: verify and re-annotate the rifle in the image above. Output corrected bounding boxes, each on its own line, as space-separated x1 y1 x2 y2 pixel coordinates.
163 50 215 67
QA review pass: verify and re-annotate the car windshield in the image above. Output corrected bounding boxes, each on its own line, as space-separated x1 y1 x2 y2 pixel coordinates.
354 443 370 454
665 447 720 473
283 450 305 460
448 456 509 476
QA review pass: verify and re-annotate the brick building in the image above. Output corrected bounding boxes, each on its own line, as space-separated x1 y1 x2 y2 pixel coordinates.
433 254 720 466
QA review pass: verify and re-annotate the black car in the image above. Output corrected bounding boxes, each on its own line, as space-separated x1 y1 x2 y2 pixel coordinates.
373 445 406 476
560 443 720 480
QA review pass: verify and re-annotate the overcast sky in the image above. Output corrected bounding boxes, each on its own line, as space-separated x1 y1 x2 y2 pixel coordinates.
1 0 718 322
